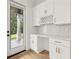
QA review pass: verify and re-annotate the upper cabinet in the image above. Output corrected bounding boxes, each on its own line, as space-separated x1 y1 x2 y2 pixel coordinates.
33 5 40 26
33 0 54 26
33 0 70 26
53 0 70 24
39 0 54 17
39 0 54 25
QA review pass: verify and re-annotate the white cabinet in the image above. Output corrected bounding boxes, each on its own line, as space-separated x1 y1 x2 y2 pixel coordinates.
53 0 70 24
39 0 54 25
33 0 54 26
39 0 54 17
49 39 70 59
33 0 70 26
50 44 70 59
61 46 70 59
33 6 40 26
30 34 49 53
30 35 38 52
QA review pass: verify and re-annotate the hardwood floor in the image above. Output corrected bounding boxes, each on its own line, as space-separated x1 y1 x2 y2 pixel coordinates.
8 50 50 59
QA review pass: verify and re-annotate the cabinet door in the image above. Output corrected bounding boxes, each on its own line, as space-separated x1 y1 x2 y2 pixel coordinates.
62 47 70 59
54 0 70 24
33 6 40 26
50 44 70 59
50 45 58 59
39 1 47 17
39 0 54 17
30 38 37 51
46 0 54 16
50 44 61 59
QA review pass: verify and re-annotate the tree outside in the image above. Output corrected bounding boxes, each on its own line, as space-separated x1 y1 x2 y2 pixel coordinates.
10 6 23 40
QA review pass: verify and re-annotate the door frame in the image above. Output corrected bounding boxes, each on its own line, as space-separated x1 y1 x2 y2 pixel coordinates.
7 0 26 56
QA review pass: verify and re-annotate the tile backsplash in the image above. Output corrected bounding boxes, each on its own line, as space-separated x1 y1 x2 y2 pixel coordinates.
32 24 71 38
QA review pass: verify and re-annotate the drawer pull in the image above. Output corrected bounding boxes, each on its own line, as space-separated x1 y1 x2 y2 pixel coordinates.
55 41 62 43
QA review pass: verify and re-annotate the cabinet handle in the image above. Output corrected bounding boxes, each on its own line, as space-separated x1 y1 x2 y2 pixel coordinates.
56 47 60 54
58 48 60 54
55 41 62 43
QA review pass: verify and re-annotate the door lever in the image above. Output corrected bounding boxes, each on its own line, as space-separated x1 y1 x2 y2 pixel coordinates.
7 31 10 36
7 31 9 33
7 34 10 36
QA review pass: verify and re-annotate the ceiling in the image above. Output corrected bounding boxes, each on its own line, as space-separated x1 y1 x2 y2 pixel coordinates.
31 0 46 6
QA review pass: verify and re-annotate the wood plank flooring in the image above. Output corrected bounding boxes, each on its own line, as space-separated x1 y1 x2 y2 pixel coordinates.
8 50 50 59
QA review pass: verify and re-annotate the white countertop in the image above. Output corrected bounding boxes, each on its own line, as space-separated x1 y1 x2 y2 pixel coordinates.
31 34 71 41
49 36 71 41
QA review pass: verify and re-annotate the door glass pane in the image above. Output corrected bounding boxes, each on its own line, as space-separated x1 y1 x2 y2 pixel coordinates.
10 6 23 48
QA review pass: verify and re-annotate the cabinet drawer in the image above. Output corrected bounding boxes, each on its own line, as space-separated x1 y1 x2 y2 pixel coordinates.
49 39 70 47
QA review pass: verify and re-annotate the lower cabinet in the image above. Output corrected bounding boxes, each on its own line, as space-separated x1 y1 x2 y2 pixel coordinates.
50 45 70 59
49 39 70 59
30 38 38 52
30 34 49 53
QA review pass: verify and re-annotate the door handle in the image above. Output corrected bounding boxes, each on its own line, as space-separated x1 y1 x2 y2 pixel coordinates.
7 31 10 36
7 34 10 36
7 31 10 33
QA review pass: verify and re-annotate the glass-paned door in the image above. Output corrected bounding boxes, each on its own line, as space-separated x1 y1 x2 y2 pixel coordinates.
10 6 23 48
7 0 26 56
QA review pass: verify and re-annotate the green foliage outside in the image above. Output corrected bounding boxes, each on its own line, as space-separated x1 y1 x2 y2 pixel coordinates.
11 34 16 40
10 6 17 35
10 6 23 40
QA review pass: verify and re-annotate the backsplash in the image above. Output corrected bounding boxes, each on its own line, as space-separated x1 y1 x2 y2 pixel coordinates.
46 24 71 38
32 24 71 38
